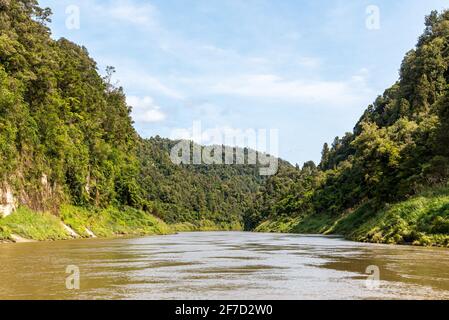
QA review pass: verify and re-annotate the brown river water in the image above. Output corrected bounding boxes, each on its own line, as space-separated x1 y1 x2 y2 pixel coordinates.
0 232 449 300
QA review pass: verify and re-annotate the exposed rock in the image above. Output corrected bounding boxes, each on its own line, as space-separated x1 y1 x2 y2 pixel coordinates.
85 228 97 238
61 223 79 238
85 173 91 194
41 174 48 187
0 185 18 218
11 234 36 243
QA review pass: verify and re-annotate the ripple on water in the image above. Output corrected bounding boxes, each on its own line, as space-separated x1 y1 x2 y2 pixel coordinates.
1 232 449 299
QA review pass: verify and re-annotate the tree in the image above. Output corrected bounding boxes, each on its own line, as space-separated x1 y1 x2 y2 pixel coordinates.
320 143 330 170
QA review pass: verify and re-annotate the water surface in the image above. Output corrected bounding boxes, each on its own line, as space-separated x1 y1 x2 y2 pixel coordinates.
1 232 449 300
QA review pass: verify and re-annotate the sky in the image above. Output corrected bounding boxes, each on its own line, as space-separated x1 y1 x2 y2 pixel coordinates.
39 0 449 165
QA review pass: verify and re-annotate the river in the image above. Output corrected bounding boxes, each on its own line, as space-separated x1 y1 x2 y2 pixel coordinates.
0 232 448 300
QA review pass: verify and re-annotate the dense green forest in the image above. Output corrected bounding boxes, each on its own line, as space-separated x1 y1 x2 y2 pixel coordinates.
137 137 290 229
1 1 449 247
0 0 276 240
0 0 141 211
248 10 449 247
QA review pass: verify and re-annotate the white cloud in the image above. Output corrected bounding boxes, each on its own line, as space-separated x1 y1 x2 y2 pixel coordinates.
205 72 372 107
80 0 372 111
127 96 166 123
351 67 370 83
297 56 321 68
95 0 158 28
118 68 184 100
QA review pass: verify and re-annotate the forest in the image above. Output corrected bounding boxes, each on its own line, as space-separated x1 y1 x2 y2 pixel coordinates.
0 0 279 239
1 1 449 246
247 10 449 246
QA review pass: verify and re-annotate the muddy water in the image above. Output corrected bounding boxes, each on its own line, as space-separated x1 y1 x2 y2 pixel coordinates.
0 232 448 300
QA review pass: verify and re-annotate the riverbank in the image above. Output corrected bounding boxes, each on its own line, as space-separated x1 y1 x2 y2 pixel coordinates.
255 186 449 248
0 205 173 243
2 187 449 247
0 205 244 243
170 221 243 233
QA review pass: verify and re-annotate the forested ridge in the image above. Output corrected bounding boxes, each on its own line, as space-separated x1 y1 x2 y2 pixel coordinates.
0 0 141 211
0 0 277 240
138 137 291 229
1 1 449 246
249 10 449 247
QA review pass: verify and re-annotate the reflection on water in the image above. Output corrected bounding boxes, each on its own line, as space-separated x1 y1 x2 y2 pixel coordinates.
0 232 449 300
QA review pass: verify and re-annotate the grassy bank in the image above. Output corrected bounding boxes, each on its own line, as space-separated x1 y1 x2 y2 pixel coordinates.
3 187 449 247
0 206 242 243
255 186 449 247
60 205 172 238
0 205 172 242
170 220 243 232
0 205 243 243
0 207 70 241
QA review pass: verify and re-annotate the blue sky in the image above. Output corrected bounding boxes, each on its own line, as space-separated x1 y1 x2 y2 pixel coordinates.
40 0 449 165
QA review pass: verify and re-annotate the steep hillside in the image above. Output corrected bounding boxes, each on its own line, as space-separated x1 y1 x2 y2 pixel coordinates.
251 10 449 247
0 0 142 212
2 1 448 247
0 1 280 240
138 137 290 230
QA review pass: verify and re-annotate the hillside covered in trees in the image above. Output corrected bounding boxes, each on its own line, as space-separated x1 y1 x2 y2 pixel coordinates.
137 137 291 229
249 10 449 247
0 0 279 240
1 1 449 247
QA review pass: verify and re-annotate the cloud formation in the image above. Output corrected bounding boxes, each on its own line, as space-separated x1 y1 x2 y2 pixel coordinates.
127 96 167 123
95 0 159 28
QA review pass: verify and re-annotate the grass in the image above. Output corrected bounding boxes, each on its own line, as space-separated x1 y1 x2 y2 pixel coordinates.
254 217 301 233
254 186 449 247
3 186 449 247
0 205 240 242
335 187 449 247
0 207 71 241
171 220 243 232
254 214 338 234
0 205 172 242
0 225 12 241
60 205 172 238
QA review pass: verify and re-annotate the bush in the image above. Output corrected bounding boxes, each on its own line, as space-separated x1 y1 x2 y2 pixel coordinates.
60 204 172 238
0 207 70 241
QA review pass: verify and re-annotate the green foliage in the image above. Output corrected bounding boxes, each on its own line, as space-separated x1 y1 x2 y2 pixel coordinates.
0 205 171 241
254 217 301 234
60 205 171 238
0 207 70 241
59 205 92 237
138 137 280 227
0 0 141 210
255 186 449 247
250 10 449 246
171 220 243 232
245 163 322 229
333 186 449 247
2 2 449 248
0 225 12 240
0 1 281 237
310 11 449 214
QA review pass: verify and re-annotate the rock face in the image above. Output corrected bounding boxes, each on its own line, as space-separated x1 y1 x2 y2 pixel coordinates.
61 223 79 238
0 185 17 218
85 228 97 238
